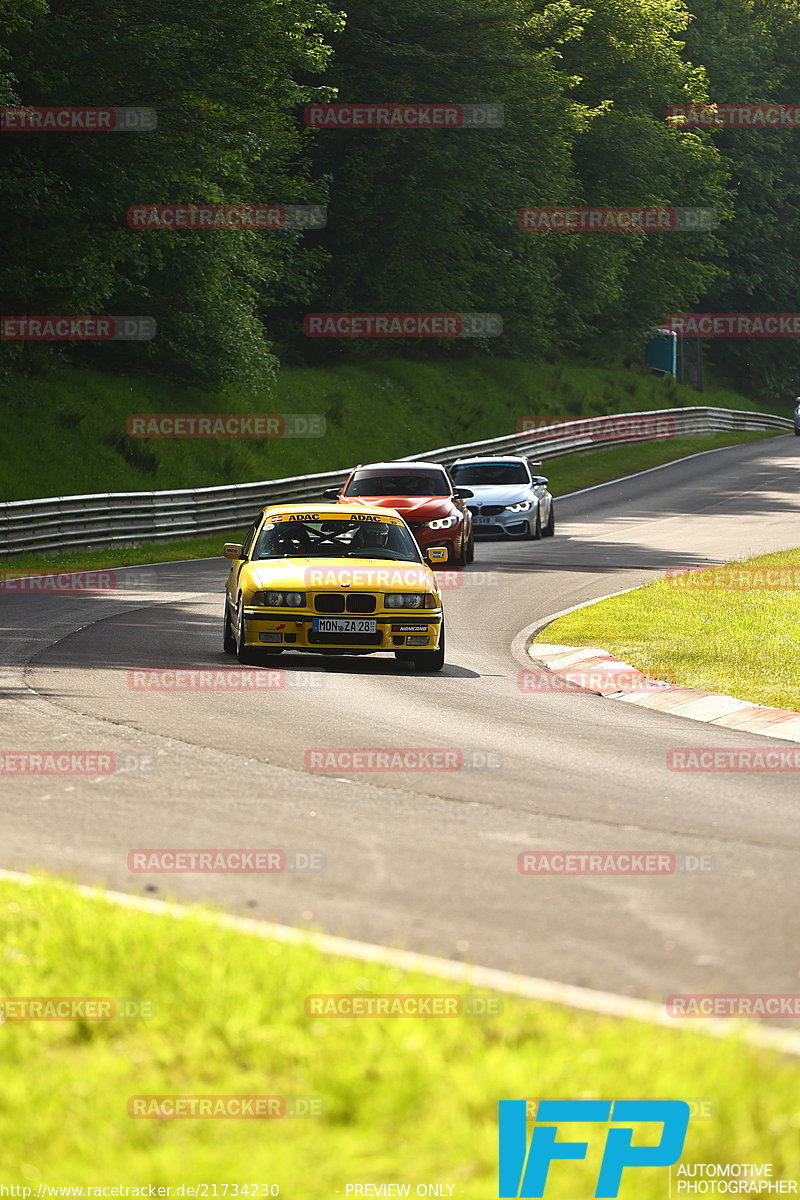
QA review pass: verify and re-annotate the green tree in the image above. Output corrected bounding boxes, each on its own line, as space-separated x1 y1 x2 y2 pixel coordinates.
0 0 338 385
681 0 800 402
303 0 592 361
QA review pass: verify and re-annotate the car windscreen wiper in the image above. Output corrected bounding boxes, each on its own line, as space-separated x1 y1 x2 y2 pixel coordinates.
343 550 405 560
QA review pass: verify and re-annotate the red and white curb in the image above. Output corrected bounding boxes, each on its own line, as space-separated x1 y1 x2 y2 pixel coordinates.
527 643 800 744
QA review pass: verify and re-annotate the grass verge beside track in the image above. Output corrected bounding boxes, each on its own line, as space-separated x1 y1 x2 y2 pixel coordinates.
0 360 772 501
1 874 798 1189
537 547 800 711
1 431 777 575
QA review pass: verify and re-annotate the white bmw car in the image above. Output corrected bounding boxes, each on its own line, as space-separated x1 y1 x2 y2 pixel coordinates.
449 455 554 539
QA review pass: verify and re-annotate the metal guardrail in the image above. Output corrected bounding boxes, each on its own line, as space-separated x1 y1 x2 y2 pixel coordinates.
0 406 790 556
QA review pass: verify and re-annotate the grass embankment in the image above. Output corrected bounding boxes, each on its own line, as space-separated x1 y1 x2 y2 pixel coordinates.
2 431 776 575
1 875 798 1189
0 359 773 502
537 547 800 711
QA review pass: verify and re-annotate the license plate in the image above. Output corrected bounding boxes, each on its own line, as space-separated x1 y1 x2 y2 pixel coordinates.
312 618 377 634
475 516 494 525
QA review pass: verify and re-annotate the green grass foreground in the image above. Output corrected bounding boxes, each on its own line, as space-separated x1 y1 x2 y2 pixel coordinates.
0 876 798 1190
1 432 776 575
537 547 800 711
0 359 773 502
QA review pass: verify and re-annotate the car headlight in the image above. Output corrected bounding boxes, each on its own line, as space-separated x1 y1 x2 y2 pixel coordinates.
506 500 533 513
250 590 306 607
385 593 430 608
425 515 458 529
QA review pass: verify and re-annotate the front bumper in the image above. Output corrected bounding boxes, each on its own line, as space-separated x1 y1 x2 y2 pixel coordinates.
242 608 443 652
471 508 535 536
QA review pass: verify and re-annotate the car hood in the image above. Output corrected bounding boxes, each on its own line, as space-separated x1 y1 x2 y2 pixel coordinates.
343 495 455 521
462 485 534 505
245 557 434 592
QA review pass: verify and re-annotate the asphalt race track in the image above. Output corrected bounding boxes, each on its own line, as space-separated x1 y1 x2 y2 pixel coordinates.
3 437 799 1008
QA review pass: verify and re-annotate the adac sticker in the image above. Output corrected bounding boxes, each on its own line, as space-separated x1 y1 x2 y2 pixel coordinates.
428 547 449 562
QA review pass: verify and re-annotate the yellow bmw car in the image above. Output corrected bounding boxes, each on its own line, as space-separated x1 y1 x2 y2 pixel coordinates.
222 503 446 671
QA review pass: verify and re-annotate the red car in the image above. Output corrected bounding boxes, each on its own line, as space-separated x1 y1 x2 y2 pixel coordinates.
323 461 474 566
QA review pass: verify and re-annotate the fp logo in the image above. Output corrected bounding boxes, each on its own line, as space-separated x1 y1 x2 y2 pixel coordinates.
498 1099 690 1197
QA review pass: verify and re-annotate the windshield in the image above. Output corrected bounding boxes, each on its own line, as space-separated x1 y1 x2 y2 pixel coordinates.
252 516 421 562
344 469 450 497
450 463 530 486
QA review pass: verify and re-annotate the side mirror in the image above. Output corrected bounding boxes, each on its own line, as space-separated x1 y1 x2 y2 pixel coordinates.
322 487 341 500
532 476 549 486
453 487 474 499
223 543 243 560
425 546 449 565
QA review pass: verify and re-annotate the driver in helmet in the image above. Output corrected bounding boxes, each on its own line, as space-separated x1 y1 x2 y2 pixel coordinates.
354 520 391 552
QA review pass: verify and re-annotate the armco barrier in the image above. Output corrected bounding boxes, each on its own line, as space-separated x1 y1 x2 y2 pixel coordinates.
0 407 790 556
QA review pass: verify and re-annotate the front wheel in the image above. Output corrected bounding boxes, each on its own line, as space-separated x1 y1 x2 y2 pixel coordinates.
542 502 555 537
458 528 468 566
466 529 475 563
413 622 445 672
235 596 258 665
223 598 236 654
530 508 542 540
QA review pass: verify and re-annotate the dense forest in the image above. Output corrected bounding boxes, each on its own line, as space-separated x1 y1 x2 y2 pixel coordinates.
2 0 799 401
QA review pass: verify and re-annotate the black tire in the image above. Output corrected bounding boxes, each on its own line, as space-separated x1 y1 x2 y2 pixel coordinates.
466 529 475 563
542 502 555 537
223 598 237 654
413 622 445 672
235 596 258 665
531 508 542 540
458 528 468 567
